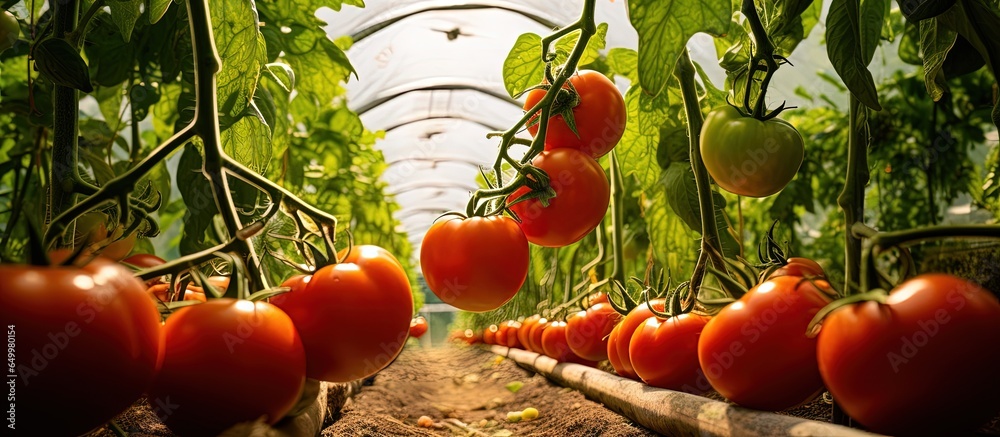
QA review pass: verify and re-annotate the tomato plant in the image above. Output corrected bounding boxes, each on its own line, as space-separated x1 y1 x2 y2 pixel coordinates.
150 298 306 436
524 70 627 159
272 245 413 382
565 303 621 362
421 215 529 311
0 255 162 436
698 276 834 410
816 274 1000 435
699 106 804 198
629 313 711 393
508 148 610 247
409 316 428 339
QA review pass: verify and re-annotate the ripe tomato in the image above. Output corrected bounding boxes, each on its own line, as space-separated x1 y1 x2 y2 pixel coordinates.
586 291 609 306
421 215 529 311
817 274 1000 435
123 253 166 268
409 316 429 338
151 299 306 436
606 323 633 379
565 303 621 362
698 276 833 410
526 318 549 353
508 149 610 247
147 283 206 303
699 106 804 197
524 70 626 158
463 329 481 345
502 321 523 349
629 313 711 392
483 324 499 345
613 298 665 377
0 255 162 436
540 321 597 366
272 245 413 382
767 257 825 280
517 314 541 348
495 321 512 346
0 10 19 52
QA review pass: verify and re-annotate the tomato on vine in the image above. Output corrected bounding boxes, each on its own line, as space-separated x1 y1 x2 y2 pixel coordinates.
700 106 804 198
524 70 626 159
421 215 529 311
816 274 1000 435
150 299 306 436
272 245 413 383
629 313 711 393
0 253 162 436
508 148 610 248
565 303 620 362
611 298 665 378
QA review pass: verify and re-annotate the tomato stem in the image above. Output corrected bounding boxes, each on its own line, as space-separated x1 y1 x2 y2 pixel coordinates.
740 0 782 119
837 96 871 298
609 150 626 288
48 0 82 234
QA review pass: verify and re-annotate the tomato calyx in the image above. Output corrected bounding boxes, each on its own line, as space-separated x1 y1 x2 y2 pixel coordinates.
522 76 582 139
806 289 888 337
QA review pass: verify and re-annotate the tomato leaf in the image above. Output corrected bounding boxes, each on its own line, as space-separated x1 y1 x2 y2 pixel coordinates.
146 0 172 24
825 0 882 110
617 86 670 192
34 38 93 93
627 0 731 96
860 0 889 64
645 188 698 275
264 62 295 93
213 0 268 125
177 141 218 255
108 0 141 43
898 22 923 65
934 0 1000 130
552 22 608 67
84 12 135 88
663 162 741 258
606 48 638 83
502 33 545 98
919 18 957 101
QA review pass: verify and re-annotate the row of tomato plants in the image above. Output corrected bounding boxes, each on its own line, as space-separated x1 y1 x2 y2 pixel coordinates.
2 241 418 437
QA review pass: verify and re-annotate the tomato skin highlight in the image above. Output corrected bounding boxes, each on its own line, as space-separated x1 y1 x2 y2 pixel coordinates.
151 299 306 436
421 215 529 311
565 303 621 362
508 149 610 248
629 314 711 393
524 70 627 159
698 276 833 410
700 106 804 197
272 245 413 382
817 274 1000 435
0 256 162 436
613 298 665 377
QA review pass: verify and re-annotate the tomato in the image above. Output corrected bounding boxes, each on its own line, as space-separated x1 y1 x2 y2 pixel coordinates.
271 245 413 382
817 274 1000 435
150 299 306 436
768 257 825 280
409 316 428 339
517 314 541 348
0 10 18 52
606 323 633 379
698 276 834 410
75 212 137 260
463 329 481 345
483 324 498 345
123 253 166 268
565 303 621 362
421 215 529 311
0 254 161 436
147 283 206 302
586 291 609 306
502 321 522 349
526 318 549 353
495 321 512 346
613 298 665 378
540 321 597 366
699 106 804 198
629 313 711 392
508 149 610 247
524 70 626 159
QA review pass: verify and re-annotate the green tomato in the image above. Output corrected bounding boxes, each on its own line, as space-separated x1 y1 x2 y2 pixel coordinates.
699 106 804 198
0 10 19 52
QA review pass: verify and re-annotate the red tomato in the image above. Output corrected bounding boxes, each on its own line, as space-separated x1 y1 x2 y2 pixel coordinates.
503 321 523 349
817 274 1000 435
540 321 598 366
526 318 549 353
614 298 665 377
421 215 529 311
698 276 834 410
495 321 513 347
409 316 428 339
606 323 634 379
463 329 481 345
483 324 499 345
0 255 162 436
122 253 166 268
147 283 207 303
271 245 413 382
517 315 541 348
630 313 711 392
151 299 305 436
586 291 609 306
768 257 825 280
524 70 626 158
507 149 610 248
565 303 621 362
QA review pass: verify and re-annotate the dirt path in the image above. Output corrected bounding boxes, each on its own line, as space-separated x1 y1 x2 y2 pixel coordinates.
323 345 658 436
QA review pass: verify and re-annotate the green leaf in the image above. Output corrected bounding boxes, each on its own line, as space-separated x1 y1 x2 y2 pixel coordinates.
617 86 669 191
553 22 609 67
502 33 544 98
919 18 957 101
283 36 355 110
79 147 116 185
662 162 741 257
34 38 93 93
860 0 889 64
146 0 171 24
607 48 638 83
177 142 216 255
222 106 273 174
825 0 882 110
264 63 295 92
213 0 268 124
935 0 1000 130
95 84 125 127
645 188 698 276
628 0 731 96
108 0 141 42
898 22 923 65
257 0 363 26
84 11 135 87
505 381 524 393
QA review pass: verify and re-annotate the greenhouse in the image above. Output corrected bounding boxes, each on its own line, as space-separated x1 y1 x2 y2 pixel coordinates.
0 0 998 435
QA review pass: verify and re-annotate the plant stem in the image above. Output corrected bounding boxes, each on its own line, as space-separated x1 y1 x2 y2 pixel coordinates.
741 0 780 119
68 0 105 48
676 50 726 296
609 150 626 287
49 0 82 232
837 95 870 296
